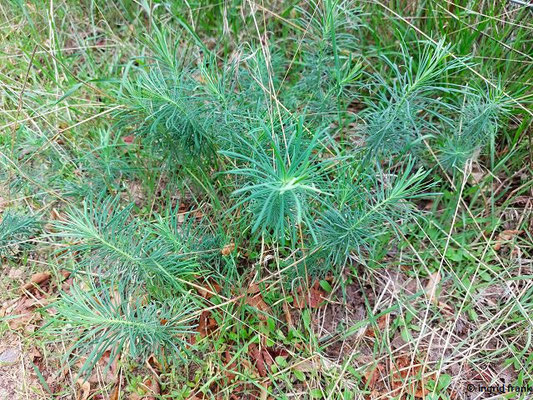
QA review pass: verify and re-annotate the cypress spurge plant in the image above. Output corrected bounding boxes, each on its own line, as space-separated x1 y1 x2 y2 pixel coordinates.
363 39 467 155
51 277 195 377
290 0 366 121
221 120 333 243
52 196 199 289
40 0 521 383
118 60 215 159
0 211 40 258
48 197 211 373
438 85 511 171
316 160 432 269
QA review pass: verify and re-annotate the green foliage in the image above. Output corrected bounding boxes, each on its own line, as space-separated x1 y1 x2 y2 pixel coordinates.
53 196 202 290
363 39 466 155
316 160 432 268
0 211 40 257
68 129 135 196
51 277 195 376
118 61 216 159
438 85 511 170
291 0 366 119
221 120 332 243
43 4 512 373
48 196 218 373
3 0 529 392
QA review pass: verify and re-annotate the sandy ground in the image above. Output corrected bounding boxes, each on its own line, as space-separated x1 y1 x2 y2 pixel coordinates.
0 332 38 400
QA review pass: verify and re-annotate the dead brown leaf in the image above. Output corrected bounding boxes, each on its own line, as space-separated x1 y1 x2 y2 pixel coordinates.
221 243 235 256
194 209 204 219
122 135 134 144
261 349 275 369
108 385 120 400
142 377 160 400
46 208 67 233
6 297 41 330
20 272 51 292
246 283 260 295
282 301 293 327
293 357 321 373
365 315 389 338
147 354 162 373
50 208 64 221
293 281 326 309
425 272 441 305
76 379 90 400
493 229 522 251
249 343 267 377
246 294 271 320
197 310 217 337
364 362 385 388
390 355 435 399
470 170 486 184
196 279 221 299
29 347 42 361
86 349 119 385
224 350 237 382
423 199 434 210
